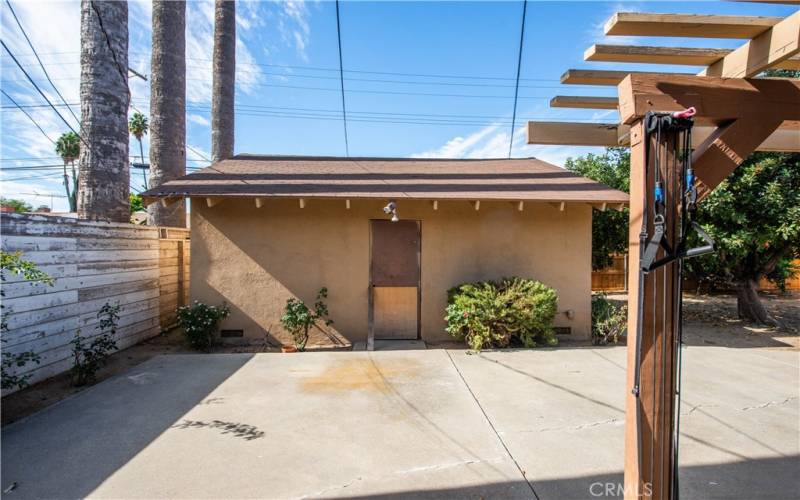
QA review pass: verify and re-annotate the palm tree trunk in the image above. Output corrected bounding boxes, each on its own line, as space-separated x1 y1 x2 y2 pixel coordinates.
62 162 72 210
211 0 235 162
138 138 147 190
77 0 130 222
70 162 78 212
148 0 186 227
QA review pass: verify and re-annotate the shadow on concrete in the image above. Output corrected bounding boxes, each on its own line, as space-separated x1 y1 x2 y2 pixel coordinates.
337 456 800 500
171 418 265 441
0 354 253 499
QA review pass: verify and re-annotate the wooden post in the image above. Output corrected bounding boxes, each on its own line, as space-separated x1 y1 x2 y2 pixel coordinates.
624 121 680 499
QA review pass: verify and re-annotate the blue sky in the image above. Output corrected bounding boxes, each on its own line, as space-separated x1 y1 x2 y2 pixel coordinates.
1 0 797 211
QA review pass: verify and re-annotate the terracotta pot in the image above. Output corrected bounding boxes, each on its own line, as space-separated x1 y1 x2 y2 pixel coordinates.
281 345 298 353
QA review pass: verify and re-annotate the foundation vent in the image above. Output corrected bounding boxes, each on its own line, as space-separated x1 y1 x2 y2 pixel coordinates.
554 327 572 336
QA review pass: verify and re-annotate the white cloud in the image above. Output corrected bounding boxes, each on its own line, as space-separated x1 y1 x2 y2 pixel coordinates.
184 0 267 103
277 0 311 62
410 124 604 167
411 124 501 159
188 114 210 127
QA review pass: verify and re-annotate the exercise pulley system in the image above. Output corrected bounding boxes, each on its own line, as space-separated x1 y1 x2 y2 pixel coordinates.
631 107 716 500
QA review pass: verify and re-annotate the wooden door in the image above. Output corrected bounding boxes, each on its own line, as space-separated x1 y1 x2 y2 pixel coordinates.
370 220 420 340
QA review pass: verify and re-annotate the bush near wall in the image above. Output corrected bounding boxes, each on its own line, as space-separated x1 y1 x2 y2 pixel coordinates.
445 277 558 350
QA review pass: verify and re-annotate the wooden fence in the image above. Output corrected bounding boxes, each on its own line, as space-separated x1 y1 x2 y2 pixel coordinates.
592 254 628 292
592 254 800 293
1 213 189 392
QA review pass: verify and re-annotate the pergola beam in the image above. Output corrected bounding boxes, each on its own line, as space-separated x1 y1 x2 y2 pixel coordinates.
561 69 694 86
526 120 800 152
617 73 800 125
550 95 619 110
526 121 622 146
586 44 732 66
701 10 800 78
585 44 800 69
605 12 782 39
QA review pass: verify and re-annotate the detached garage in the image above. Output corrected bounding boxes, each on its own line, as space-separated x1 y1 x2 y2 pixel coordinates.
142 155 628 348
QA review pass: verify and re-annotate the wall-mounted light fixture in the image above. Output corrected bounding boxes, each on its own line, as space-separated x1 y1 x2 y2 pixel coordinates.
383 201 399 222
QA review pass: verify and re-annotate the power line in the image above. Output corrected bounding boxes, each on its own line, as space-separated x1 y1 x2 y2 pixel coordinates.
335 0 349 157
4 0 80 124
0 39 89 149
186 144 211 162
4 54 591 85
0 88 56 144
509 0 527 159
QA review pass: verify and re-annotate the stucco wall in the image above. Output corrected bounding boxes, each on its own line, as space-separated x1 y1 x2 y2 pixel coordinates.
190 198 592 345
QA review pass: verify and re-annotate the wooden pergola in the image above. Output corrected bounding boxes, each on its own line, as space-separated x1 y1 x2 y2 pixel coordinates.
527 7 799 500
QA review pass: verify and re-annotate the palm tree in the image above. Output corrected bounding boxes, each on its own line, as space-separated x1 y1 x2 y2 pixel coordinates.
128 111 149 190
77 0 130 222
211 0 235 162
55 132 80 212
148 0 186 228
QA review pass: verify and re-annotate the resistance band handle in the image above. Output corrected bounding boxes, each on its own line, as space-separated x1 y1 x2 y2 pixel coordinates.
673 107 696 119
683 245 715 259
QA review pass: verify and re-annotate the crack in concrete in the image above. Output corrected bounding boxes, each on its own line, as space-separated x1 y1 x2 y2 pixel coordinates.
683 403 718 416
742 396 797 411
293 458 508 499
535 417 622 433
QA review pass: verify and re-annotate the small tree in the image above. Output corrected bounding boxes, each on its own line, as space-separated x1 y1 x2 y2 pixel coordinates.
565 148 630 270
128 112 149 190
130 193 145 213
685 152 800 325
55 131 80 212
280 288 333 351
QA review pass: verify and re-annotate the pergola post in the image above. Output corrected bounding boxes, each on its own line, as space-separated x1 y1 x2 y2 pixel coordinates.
624 121 680 500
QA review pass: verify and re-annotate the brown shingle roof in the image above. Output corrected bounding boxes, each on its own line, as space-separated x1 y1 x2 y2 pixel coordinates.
141 155 629 204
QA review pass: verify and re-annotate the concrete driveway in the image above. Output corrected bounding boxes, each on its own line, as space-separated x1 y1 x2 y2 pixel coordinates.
2 346 798 499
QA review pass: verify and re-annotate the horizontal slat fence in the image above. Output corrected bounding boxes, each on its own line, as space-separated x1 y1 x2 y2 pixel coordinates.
158 227 190 328
1 213 189 393
593 254 800 293
592 254 628 292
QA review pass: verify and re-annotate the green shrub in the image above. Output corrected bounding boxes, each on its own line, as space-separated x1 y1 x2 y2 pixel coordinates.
280 288 333 351
445 277 558 351
71 302 120 386
591 294 627 345
177 301 231 350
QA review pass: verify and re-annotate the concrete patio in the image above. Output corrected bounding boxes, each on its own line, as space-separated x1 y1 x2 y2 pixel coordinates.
2 345 797 499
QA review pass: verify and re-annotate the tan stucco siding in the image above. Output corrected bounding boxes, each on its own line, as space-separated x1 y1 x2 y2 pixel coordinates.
190 198 592 345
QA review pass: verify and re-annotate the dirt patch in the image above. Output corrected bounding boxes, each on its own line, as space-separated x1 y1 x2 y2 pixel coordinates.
605 292 800 349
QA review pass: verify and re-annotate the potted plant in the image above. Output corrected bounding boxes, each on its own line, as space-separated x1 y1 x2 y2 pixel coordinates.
280 288 333 352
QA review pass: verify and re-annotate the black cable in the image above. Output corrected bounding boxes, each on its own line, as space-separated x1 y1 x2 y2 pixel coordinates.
0 88 56 144
1 39 90 151
187 145 211 162
335 0 349 157
4 0 80 124
508 0 527 158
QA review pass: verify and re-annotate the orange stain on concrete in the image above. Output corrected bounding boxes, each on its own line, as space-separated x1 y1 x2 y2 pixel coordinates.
301 358 421 394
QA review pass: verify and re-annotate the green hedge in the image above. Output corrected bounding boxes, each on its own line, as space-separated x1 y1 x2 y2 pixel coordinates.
445 277 558 350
